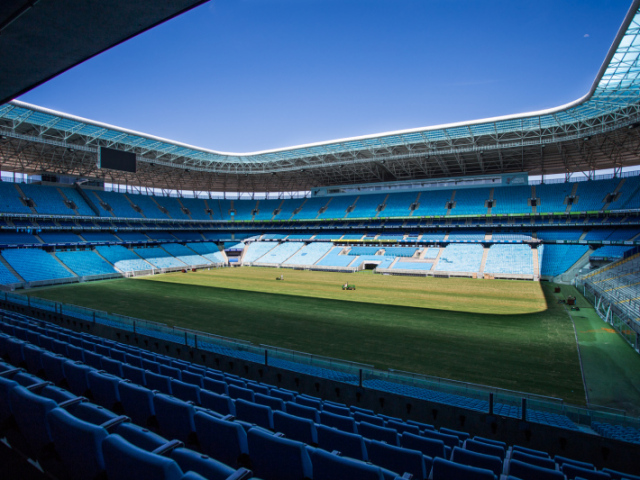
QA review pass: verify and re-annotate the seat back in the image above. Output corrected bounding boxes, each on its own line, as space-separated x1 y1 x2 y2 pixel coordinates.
358 421 399 446
285 401 320 423
153 394 196 444
119 381 155 426
464 439 505 461
273 410 317 445
235 398 274 430
247 427 313 480
451 446 502 476
402 432 446 459
47 407 109 480
316 424 367 461
312 449 383 480
102 434 183 480
194 411 248 468
10 385 57 451
200 390 236 416
431 457 496 480
508 459 566 480
320 410 357 433
367 439 430 480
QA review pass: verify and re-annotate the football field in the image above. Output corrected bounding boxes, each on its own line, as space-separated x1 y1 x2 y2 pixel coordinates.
24 267 591 404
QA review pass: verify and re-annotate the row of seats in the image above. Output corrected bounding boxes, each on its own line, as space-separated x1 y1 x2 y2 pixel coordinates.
2 175 640 221
2 311 638 480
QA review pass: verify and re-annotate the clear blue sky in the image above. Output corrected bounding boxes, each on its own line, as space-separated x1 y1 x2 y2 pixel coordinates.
18 0 631 153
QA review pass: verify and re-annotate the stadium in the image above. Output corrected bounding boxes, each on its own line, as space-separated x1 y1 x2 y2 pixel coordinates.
0 0 640 479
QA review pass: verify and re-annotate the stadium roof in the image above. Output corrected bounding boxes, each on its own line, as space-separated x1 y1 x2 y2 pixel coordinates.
1 0 640 192
0 0 208 106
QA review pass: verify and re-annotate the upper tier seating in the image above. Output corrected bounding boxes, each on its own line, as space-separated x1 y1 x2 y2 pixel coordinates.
536 229 583 241
95 245 153 272
492 232 533 242
254 199 282 221
254 242 304 265
146 231 178 241
350 194 387 218
283 242 333 266
55 250 118 277
412 189 451 216
291 197 328 220
536 183 574 213
93 190 142 218
126 193 168 219
153 196 191 219
435 244 484 273
573 179 619 212
178 197 213 220
491 185 532 215
132 247 186 269
318 196 354 220
484 244 534 275
1 248 76 282
419 232 446 242
233 200 257 221
60 187 96 216
0 182 33 214
273 198 305 220
161 243 210 266
452 188 491 216
20 184 74 215
380 192 419 218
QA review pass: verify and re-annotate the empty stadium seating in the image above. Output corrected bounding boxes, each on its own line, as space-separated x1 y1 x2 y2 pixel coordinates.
1 248 76 282
95 245 154 272
484 244 533 276
435 244 484 273
1 308 638 480
55 250 118 277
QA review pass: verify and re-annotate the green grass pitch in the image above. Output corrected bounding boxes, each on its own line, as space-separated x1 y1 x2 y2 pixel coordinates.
25 267 590 405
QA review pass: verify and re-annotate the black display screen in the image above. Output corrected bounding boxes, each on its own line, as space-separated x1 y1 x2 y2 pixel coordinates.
99 147 137 173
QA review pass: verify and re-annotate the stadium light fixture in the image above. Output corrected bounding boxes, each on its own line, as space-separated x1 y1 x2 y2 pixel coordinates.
584 136 592 141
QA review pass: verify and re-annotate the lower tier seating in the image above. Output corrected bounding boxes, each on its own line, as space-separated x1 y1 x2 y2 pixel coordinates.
1 310 639 480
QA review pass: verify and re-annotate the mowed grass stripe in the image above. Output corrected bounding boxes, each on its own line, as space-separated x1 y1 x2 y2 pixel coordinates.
25 271 585 404
140 268 547 315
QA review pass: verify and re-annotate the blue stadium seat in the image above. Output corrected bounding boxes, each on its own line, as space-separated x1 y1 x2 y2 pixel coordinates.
358 421 399 446
367 439 432 479
602 467 640 480
270 388 296 402
171 447 249 480
312 448 385 480
401 432 448 460
320 410 357 433
555 455 595 470
194 411 249 468
464 439 505 461
203 377 229 395
508 459 566 480
316 424 368 461
254 392 285 411
285 401 320 423
321 401 351 417
146 371 173 395
41 352 67 385
431 457 496 480
510 450 556 469
200 390 236 416
387 419 420 436
122 363 146 385
561 464 610 480
88 370 122 411
101 356 124 377
171 378 201 404
228 384 255 402
63 360 93 396
273 410 317 445
245 381 270 396
441 427 471 441
10 385 60 453
295 394 323 409
102 433 183 480
153 393 197 444
450 446 502 476
235 398 274 430
119 381 155 426
421 429 461 449
181 370 204 387
47 407 112 480
246 427 313 480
